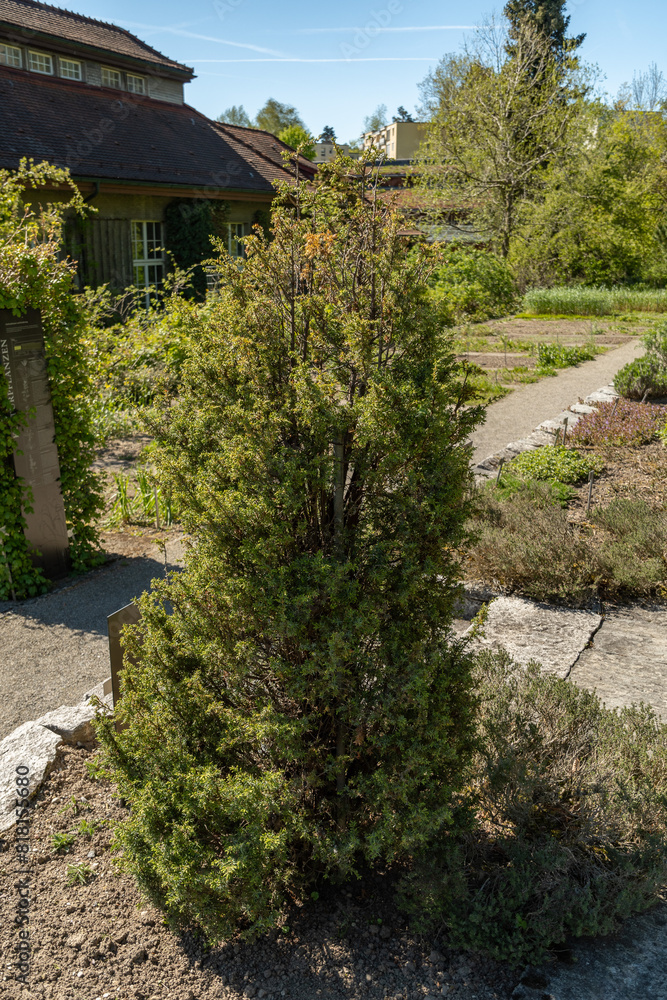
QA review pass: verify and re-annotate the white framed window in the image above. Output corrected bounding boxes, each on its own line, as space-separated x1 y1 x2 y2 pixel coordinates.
0 43 22 68
101 66 122 89
127 73 145 95
59 57 82 81
132 221 164 301
224 222 246 258
28 50 53 75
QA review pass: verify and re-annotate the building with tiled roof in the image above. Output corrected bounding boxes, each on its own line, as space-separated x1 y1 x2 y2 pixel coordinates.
0 0 315 289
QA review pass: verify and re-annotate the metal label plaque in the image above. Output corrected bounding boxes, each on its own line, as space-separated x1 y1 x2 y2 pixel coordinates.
0 308 70 578
107 601 142 712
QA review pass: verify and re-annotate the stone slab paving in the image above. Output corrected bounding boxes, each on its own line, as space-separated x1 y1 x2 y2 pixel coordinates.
465 595 602 678
512 905 667 1000
569 604 667 721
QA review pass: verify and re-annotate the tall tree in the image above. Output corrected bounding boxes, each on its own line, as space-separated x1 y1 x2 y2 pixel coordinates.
504 0 585 60
278 124 316 160
418 19 592 255
254 98 304 135
217 104 252 127
362 103 388 134
319 125 336 141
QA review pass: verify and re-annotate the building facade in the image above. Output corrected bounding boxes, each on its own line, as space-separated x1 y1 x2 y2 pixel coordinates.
313 141 353 164
0 0 315 290
362 121 426 162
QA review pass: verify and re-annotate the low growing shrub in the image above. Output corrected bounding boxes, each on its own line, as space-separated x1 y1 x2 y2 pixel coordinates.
536 342 599 373
570 398 667 447
614 325 667 400
467 491 597 604
614 356 667 400
467 490 667 602
507 445 604 485
399 650 667 966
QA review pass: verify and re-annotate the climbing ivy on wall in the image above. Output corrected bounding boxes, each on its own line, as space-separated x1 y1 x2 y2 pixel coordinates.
0 159 104 600
164 198 230 298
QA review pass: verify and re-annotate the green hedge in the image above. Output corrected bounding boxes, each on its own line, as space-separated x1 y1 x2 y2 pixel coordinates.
0 161 103 599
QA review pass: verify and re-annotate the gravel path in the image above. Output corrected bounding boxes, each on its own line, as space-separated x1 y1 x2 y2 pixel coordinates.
0 538 184 740
471 338 644 466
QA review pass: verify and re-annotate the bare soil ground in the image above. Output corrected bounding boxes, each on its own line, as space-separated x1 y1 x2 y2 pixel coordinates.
565 440 667 525
0 746 519 1000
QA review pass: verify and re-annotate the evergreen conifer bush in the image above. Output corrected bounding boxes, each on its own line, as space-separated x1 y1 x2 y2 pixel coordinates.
96 155 483 941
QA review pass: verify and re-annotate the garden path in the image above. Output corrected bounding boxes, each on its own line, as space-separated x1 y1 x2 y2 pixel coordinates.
471 337 644 466
0 537 185 741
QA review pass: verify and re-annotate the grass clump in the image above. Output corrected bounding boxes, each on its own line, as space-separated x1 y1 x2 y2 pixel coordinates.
467 491 667 603
523 286 667 316
399 649 667 967
507 445 603 485
570 398 667 447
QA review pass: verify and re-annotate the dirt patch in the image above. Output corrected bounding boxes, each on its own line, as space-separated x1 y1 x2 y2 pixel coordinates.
0 746 519 1000
457 352 536 370
92 436 153 478
566 441 667 524
481 317 647 344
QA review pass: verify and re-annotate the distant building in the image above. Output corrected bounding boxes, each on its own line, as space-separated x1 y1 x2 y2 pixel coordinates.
362 121 426 162
0 0 315 290
313 141 354 163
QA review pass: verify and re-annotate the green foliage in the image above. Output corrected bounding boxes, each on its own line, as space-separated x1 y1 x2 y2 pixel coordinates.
0 160 103 598
468 489 667 603
428 246 517 322
513 108 667 287
95 154 483 943
417 19 591 256
522 285 667 315
399 649 667 966
51 831 75 853
66 862 95 886
254 98 305 135
535 342 599 372
278 125 316 160
491 473 574 507
508 445 603 484
614 357 667 400
217 105 252 127
504 0 585 59
82 277 198 445
164 200 230 298
615 324 667 399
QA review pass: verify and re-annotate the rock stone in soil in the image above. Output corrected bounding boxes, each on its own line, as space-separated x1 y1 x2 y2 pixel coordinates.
0 721 62 834
513 905 667 1000
466 596 602 679
569 604 667 720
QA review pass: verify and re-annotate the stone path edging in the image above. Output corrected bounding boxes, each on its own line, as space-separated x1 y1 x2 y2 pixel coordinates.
0 679 112 835
473 383 618 478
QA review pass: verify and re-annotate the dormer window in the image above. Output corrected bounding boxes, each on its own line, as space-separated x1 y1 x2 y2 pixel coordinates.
0 43 22 68
59 57 82 81
28 50 53 75
127 74 145 95
101 66 122 89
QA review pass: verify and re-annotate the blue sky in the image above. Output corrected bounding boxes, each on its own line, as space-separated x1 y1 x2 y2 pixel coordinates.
73 0 665 140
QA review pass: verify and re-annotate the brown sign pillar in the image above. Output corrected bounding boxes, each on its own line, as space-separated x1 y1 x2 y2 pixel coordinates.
0 308 70 578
